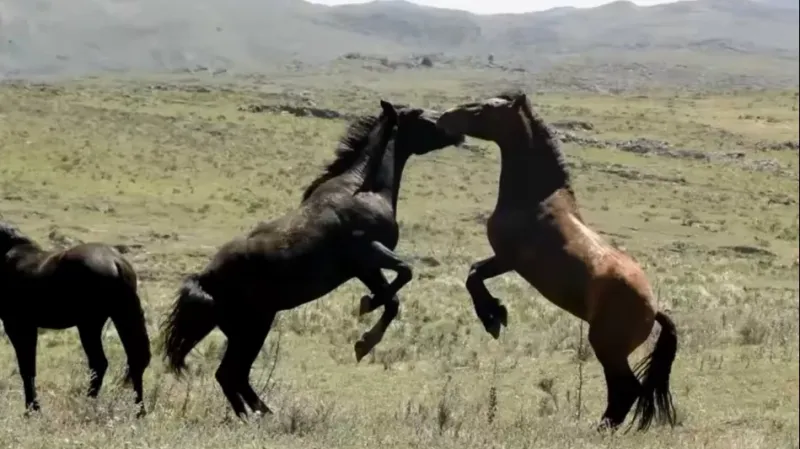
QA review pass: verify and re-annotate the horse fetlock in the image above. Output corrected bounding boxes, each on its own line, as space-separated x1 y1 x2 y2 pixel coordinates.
135 404 147 419
596 417 620 433
23 401 41 416
492 301 508 327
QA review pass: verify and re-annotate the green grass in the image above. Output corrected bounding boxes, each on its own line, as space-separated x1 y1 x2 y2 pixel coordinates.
0 76 798 449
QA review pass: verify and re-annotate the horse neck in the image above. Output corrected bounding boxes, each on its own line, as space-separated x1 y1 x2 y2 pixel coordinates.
494 124 575 210
359 140 408 214
348 126 394 195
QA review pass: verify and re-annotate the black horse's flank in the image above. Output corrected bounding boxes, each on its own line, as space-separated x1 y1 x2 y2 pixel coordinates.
160 100 464 419
0 221 151 417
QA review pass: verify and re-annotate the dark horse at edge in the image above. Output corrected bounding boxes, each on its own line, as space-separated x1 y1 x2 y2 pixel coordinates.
0 222 151 417
161 99 464 418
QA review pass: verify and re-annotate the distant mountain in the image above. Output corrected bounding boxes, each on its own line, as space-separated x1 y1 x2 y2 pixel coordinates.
0 0 797 88
753 0 798 9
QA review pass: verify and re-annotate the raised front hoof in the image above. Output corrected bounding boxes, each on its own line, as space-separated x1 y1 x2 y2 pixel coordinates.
354 338 375 363
483 317 503 340
494 303 509 327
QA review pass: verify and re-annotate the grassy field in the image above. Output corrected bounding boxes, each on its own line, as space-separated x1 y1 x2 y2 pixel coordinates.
0 74 798 449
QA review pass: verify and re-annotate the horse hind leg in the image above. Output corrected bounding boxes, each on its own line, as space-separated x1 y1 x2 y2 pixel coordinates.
589 316 649 431
215 339 251 419
110 295 152 417
78 320 109 398
596 356 641 431
233 323 275 416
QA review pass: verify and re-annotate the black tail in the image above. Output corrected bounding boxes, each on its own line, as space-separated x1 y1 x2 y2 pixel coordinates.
112 260 152 385
161 273 217 376
630 311 678 431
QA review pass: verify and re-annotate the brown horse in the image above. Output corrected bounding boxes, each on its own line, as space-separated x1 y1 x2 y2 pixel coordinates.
0 221 151 417
161 100 464 418
435 91 678 432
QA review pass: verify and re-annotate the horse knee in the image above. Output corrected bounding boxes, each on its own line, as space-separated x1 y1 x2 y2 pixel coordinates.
395 263 412 285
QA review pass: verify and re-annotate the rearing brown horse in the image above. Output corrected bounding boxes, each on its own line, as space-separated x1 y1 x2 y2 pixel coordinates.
436 91 679 432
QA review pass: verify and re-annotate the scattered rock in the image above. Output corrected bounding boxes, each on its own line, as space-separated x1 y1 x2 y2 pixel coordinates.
415 255 442 267
597 164 687 184
238 103 359 121
552 120 594 131
713 245 777 258
48 228 82 249
755 140 799 152
113 243 145 254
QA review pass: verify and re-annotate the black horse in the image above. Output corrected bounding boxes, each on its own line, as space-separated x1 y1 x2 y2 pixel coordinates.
0 222 151 417
161 99 464 418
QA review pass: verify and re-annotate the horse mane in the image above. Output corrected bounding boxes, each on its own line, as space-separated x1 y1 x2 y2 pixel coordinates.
495 90 575 198
301 114 385 201
0 222 39 250
300 103 408 202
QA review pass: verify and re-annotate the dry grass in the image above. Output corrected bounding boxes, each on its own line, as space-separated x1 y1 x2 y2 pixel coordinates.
0 74 798 449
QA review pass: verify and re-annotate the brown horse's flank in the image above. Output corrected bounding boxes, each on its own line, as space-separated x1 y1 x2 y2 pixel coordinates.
436 91 678 432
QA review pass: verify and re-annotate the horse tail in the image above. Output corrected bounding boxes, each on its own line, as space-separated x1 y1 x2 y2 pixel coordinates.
111 260 152 385
631 310 678 431
161 273 217 376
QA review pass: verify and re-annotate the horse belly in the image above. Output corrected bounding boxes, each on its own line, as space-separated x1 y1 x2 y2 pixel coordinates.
269 263 353 311
515 259 590 321
26 282 108 329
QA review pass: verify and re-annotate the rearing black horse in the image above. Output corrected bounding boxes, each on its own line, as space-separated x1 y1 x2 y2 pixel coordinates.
0 222 151 417
161 99 464 418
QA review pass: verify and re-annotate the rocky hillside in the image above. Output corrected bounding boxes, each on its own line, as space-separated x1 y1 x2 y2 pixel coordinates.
0 0 797 88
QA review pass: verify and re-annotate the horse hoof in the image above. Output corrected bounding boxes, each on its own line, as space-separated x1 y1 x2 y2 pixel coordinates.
596 418 619 434
485 318 502 340
253 406 274 418
354 339 371 362
358 295 373 316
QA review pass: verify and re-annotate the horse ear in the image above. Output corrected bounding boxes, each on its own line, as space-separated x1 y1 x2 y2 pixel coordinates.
380 99 397 118
511 94 527 109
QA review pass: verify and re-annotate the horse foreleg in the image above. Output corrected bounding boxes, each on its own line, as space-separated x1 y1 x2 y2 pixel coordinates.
6 324 41 414
356 270 394 316
466 256 512 338
352 241 411 361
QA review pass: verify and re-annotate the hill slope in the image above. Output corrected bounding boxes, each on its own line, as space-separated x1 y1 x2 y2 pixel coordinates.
0 0 797 88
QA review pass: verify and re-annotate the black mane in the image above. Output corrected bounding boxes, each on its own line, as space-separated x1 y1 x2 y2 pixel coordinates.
301 114 384 201
495 90 574 198
301 104 407 201
0 221 38 249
